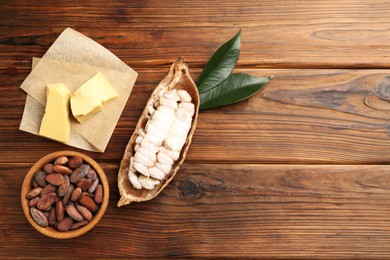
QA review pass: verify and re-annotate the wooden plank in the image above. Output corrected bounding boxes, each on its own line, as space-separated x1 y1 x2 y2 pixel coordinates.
3 163 390 258
1 0 390 69
4 68 390 164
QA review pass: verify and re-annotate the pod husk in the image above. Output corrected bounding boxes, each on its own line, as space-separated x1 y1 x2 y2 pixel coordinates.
117 57 199 207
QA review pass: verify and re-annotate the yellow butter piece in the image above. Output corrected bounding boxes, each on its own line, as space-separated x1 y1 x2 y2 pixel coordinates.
39 83 71 143
70 72 118 123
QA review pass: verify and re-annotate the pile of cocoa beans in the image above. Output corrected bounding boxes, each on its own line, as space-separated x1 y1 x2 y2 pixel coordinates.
26 155 103 231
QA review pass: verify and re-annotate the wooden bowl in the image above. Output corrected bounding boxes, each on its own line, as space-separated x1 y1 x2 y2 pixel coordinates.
21 151 109 239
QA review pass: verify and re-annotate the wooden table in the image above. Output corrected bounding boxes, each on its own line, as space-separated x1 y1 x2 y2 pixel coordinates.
2 0 390 258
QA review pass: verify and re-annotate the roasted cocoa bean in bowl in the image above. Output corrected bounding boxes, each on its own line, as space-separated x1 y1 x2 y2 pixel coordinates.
21 151 109 239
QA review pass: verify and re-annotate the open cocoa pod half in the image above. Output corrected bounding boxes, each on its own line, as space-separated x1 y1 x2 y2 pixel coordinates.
117 57 199 207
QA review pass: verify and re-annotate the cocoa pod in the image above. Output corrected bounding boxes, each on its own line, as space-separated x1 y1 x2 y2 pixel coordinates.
79 193 98 212
62 184 75 205
88 178 99 193
43 163 54 174
53 165 72 175
56 200 64 222
41 184 56 197
70 164 90 184
77 178 92 191
70 220 89 230
30 207 48 227
48 207 57 225
70 187 82 202
34 170 47 187
76 205 93 221
46 173 65 186
57 217 73 232
28 197 40 207
26 187 42 199
37 192 57 210
54 156 68 165
117 58 199 207
58 175 70 197
94 184 103 204
66 204 84 222
68 156 83 169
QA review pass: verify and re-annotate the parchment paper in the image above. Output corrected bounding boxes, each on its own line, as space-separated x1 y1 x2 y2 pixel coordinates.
19 28 138 152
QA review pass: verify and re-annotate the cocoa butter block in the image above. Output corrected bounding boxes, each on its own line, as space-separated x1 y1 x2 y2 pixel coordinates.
39 83 71 143
70 72 118 123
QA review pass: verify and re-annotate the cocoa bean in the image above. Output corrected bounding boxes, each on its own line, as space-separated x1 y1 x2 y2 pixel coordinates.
37 192 57 210
53 165 72 175
34 170 47 187
41 184 56 197
58 175 70 197
30 207 48 227
27 156 102 232
68 156 83 169
46 173 64 186
86 168 97 181
43 163 54 174
82 191 94 198
56 200 64 222
76 205 92 221
43 211 50 218
79 194 98 212
54 156 68 165
88 178 99 193
48 207 57 226
66 204 84 222
70 220 89 230
71 187 82 202
28 197 40 207
32 179 39 188
43 206 53 212
94 184 103 204
26 187 42 199
62 184 74 205
70 164 90 184
77 178 92 191
57 217 73 232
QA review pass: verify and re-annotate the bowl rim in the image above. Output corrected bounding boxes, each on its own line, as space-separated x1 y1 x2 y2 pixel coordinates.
21 150 109 239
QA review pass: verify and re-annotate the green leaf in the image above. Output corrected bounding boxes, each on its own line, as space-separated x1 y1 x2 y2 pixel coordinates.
197 30 241 93
199 73 273 110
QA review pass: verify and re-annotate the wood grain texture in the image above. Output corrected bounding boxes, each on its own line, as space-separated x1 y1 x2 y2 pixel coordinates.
3 163 390 258
4 69 390 164
1 0 390 69
2 0 390 258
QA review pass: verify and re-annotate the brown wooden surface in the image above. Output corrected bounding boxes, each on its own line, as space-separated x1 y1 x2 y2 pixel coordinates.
2 0 390 258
